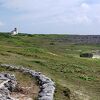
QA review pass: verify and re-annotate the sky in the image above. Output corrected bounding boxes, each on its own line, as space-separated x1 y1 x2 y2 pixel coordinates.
0 0 100 34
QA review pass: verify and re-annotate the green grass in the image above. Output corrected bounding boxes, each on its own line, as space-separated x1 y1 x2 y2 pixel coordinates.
0 33 100 100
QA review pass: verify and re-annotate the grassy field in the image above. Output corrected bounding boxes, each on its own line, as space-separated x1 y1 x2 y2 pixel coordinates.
0 33 100 100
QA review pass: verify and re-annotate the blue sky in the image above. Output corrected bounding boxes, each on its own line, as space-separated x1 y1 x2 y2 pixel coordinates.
0 0 100 34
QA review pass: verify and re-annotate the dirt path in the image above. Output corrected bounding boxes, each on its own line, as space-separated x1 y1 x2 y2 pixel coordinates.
11 93 33 100
11 84 39 100
93 55 100 58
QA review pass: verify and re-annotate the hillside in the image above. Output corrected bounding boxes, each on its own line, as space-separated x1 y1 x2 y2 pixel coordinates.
0 33 100 100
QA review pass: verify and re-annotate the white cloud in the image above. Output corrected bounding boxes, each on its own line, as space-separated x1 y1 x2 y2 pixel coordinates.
0 21 4 26
76 15 91 24
80 3 90 12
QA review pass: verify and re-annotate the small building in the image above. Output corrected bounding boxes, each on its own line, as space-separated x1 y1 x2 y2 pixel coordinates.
80 53 93 58
11 28 18 35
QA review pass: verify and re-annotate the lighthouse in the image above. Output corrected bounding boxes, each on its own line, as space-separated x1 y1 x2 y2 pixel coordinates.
11 28 18 35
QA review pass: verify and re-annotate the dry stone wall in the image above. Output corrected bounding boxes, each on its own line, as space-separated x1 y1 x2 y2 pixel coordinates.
54 35 100 44
0 64 55 100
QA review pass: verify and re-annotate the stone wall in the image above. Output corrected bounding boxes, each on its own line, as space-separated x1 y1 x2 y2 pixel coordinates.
68 35 100 44
54 35 100 44
0 64 55 100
